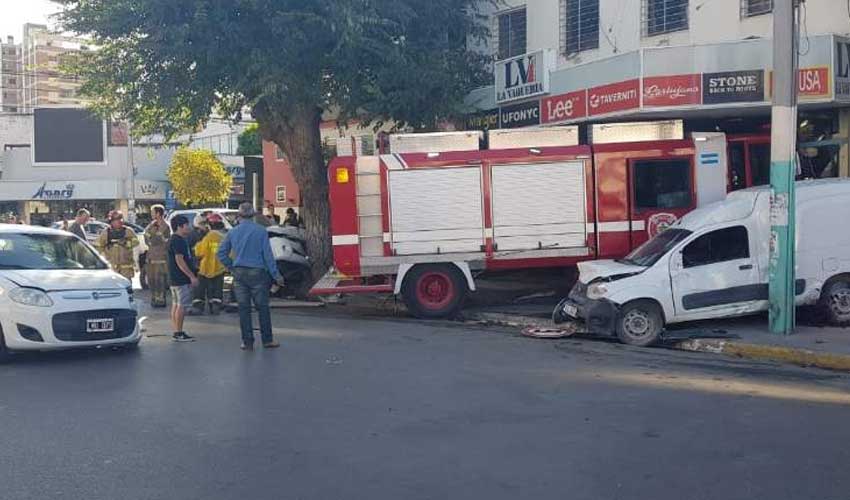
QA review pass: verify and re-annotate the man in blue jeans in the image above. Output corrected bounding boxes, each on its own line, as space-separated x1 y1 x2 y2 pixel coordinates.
217 202 286 350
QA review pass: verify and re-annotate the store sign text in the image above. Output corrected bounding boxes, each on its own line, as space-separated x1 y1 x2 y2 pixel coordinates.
643 74 701 107
541 90 587 124
588 79 640 116
32 183 75 200
138 183 161 196
703 70 764 104
499 101 541 128
495 50 551 104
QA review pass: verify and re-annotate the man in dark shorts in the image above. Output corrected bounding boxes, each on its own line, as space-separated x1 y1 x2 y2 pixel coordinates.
167 215 199 342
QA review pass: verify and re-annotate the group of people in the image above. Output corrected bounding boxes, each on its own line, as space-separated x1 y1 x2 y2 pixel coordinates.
71 202 288 349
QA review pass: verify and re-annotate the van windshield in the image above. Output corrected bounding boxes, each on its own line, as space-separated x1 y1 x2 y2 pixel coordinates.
619 228 692 267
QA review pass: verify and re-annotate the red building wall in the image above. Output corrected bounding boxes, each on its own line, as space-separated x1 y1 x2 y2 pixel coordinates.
262 141 301 209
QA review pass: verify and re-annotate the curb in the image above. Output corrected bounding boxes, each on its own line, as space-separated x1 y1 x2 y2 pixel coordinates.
673 338 850 372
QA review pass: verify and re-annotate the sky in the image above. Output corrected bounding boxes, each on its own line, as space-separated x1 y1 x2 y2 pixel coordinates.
0 0 61 42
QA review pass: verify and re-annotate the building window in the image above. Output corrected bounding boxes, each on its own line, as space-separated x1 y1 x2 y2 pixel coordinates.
275 146 287 161
683 226 750 268
275 186 287 203
563 0 599 55
741 0 772 17
360 136 375 155
632 159 692 210
643 0 689 37
497 7 527 60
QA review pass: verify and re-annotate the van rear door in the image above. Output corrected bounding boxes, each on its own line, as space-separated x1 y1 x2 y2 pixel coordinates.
669 224 761 320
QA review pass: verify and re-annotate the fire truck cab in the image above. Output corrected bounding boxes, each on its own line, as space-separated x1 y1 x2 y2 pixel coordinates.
312 125 730 319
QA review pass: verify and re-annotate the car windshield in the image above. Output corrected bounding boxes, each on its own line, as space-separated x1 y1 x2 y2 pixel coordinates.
0 232 108 270
619 228 692 267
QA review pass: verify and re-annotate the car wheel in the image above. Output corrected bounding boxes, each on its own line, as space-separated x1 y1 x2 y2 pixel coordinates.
616 300 664 347
820 277 850 326
0 326 11 363
402 264 467 319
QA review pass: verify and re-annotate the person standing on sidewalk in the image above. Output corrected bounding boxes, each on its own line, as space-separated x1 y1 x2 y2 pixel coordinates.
95 211 139 280
193 213 227 315
144 205 171 308
68 208 90 240
217 202 285 350
167 215 198 342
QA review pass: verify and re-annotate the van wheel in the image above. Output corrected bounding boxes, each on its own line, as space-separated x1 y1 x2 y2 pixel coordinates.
820 278 850 326
402 264 467 319
616 300 664 347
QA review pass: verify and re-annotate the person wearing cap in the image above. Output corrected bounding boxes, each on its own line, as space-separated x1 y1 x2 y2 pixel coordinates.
217 202 286 350
95 210 140 280
144 205 172 308
68 208 90 241
193 213 227 315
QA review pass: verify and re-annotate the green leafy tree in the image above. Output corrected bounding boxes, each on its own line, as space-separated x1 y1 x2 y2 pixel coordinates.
56 0 494 275
237 124 263 156
168 147 233 207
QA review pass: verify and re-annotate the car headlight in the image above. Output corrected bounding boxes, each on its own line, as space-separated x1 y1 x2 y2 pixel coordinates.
9 287 54 307
587 282 609 300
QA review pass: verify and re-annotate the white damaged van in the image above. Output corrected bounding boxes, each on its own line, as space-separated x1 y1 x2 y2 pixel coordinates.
554 179 850 346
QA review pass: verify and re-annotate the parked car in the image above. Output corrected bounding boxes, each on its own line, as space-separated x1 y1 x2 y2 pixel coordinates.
554 179 850 346
0 224 141 360
166 209 240 230
53 220 149 283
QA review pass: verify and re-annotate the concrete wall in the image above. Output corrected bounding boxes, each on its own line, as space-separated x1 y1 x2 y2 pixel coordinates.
485 0 850 71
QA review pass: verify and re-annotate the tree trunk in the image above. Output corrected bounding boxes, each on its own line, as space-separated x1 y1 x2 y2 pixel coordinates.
255 100 331 282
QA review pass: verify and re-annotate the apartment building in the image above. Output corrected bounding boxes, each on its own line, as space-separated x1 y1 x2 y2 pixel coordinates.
0 36 22 112
21 23 88 112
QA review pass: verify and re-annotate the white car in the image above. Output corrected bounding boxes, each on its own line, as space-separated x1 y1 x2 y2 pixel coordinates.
52 220 148 271
166 208 240 230
555 179 850 346
0 224 140 360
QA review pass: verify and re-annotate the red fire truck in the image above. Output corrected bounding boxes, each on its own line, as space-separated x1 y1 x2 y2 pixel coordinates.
311 125 731 318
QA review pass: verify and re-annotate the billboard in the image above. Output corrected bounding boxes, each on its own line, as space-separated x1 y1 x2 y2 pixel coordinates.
32 108 107 166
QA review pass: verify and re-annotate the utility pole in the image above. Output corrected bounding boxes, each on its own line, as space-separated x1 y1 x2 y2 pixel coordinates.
768 0 799 335
127 122 137 224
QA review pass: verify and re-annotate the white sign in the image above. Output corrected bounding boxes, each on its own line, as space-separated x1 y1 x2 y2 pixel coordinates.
135 180 171 200
495 50 552 105
0 180 120 201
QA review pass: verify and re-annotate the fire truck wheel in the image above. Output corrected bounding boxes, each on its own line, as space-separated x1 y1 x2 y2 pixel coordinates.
615 300 663 347
402 264 467 319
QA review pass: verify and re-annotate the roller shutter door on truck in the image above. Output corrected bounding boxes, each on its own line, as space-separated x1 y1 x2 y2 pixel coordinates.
389 167 484 255
491 162 587 252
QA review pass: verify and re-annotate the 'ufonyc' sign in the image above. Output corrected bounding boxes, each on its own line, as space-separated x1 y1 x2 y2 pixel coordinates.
495 50 552 105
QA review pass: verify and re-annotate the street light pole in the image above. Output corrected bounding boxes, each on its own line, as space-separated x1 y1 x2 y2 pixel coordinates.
768 0 800 335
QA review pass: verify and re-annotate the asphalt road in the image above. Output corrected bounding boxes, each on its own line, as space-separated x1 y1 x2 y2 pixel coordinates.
1 307 849 500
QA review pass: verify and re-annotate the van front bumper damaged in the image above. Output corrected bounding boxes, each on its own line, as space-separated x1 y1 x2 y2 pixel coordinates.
553 293 618 336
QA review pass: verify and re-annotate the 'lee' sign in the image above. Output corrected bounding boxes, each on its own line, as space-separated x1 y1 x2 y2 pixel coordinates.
541 90 587 124
495 50 552 104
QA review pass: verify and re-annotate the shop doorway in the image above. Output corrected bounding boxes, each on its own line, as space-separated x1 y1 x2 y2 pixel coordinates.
727 135 771 191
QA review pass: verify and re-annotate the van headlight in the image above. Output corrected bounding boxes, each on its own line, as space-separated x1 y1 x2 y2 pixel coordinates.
10 287 54 307
587 283 609 300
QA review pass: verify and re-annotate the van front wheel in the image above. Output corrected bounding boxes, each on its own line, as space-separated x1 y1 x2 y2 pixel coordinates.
820 278 850 326
616 300 663 347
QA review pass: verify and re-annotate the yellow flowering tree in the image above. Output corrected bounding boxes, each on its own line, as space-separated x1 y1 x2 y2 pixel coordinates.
167 147 232 207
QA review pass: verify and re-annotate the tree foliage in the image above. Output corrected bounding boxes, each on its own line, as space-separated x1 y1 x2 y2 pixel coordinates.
55 0 495 273
237 124 262 156
167 147 232 207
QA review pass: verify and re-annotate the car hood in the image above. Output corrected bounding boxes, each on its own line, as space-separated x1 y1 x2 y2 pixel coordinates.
577 260 647 284
0 269 130 291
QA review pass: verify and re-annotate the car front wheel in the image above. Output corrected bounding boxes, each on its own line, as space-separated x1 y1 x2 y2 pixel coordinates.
616 300 664 347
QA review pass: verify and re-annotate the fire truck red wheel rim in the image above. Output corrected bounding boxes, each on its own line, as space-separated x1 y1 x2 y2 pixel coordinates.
416 272 455 310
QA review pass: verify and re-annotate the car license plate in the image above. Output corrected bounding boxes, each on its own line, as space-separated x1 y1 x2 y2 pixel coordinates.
563 304 578 318
86 318 115 333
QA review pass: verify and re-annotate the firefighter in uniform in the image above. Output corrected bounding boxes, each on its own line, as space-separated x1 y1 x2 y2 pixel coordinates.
144 204 171 307
95 211 140 281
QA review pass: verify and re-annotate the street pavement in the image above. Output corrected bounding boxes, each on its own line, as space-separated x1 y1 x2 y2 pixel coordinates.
1 305 849 500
